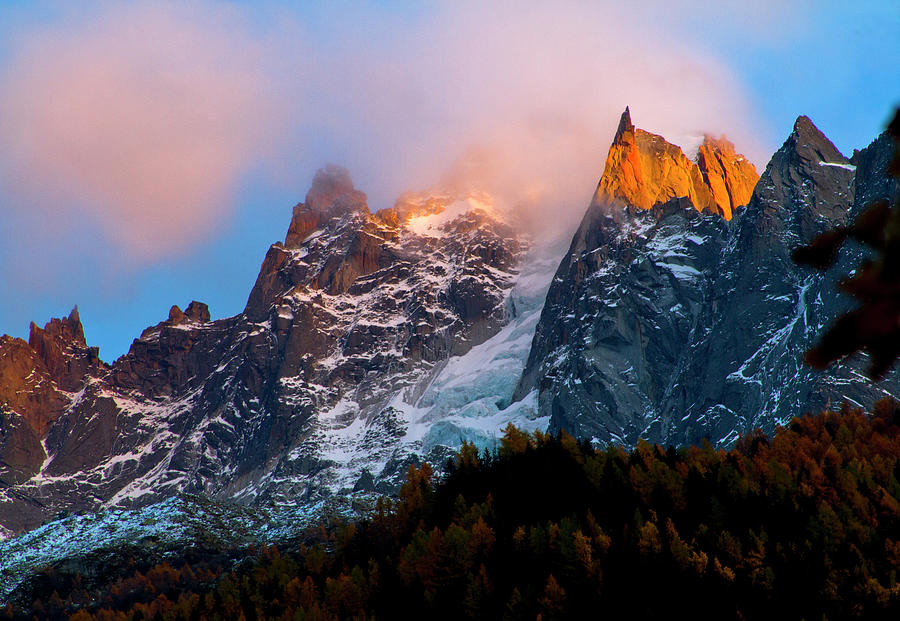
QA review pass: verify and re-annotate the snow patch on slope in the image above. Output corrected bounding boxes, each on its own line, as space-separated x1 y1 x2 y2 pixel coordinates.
406 197 494 237
0 494 348 602
819 161 856 171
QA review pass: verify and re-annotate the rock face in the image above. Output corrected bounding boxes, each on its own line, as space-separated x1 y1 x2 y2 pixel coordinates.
695 135 760 220
0 168 525 534
517 113 900 447
0 307 104 491
593 108 759 219
661 115 868 445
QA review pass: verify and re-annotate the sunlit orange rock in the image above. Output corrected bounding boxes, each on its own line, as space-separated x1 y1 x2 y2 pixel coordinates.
696 135 759 219
593 108 759 219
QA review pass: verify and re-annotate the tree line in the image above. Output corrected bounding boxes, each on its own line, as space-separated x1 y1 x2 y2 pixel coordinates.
6 398 900 619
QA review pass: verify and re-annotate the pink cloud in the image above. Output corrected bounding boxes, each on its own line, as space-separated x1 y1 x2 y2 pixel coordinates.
283 1 770 237
0 1 283 262
0 1 772 266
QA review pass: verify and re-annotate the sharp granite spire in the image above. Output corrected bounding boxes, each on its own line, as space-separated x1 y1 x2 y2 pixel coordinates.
595 107 758 220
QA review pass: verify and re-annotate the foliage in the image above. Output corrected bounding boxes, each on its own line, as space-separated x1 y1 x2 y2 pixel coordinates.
7 403 900 619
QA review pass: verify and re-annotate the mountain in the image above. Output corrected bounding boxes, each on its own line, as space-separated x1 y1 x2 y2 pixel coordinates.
1 109 898 545
515 109 900 446
0 166 544 536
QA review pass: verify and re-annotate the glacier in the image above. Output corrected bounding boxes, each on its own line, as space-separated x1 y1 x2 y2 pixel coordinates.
398 239 563 453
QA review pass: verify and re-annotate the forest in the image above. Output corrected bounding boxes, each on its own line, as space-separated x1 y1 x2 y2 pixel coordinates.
6 398 900 620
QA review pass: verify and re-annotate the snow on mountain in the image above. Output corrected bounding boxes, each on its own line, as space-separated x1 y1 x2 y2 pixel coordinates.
0 493 345 601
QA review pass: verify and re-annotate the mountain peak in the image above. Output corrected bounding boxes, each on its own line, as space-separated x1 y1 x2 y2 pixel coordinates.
784 115 848 167
790 115 830 148
700 134 736 155
284 165 369 248
305 164 368 216
166 301 209 324
184 301 211 323
615 106 634 139
792 115 817 137
594 110 758 219
29 306 86 350
23 307 100 394
696 135 759 219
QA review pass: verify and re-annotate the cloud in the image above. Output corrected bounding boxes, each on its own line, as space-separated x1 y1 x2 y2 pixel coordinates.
261 1 770 238
0 0 770 264
0 1 283 262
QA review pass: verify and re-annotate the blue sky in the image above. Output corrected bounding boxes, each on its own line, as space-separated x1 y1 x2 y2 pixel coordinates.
0 1 898 361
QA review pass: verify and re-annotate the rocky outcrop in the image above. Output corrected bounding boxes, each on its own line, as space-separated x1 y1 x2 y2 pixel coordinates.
0 307 108 487
696 135 759 220
593 108 759 219
26 307 102 394
517 114 900 447
283 165 370 248
166 302 211 325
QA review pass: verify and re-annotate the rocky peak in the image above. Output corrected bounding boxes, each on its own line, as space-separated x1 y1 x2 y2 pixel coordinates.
284 166 369 248
184 301 211 323
258 165 518 323
785 115 849 170
741 115 854 259
593 108 757 220
762 115 851 186
615 106 635 138
0 306 101 482
305 164 369 216
27 306 100 392
167 301 211 325
29 306 86 350
167 305 186 323
696 135 759 220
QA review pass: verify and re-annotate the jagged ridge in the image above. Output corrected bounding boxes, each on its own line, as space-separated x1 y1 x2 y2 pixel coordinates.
1 109 897 544
517 112 900 447
0 166 528 535
594 107 759 219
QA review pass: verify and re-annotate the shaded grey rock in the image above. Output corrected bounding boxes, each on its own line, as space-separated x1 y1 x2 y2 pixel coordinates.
515 198 730 445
